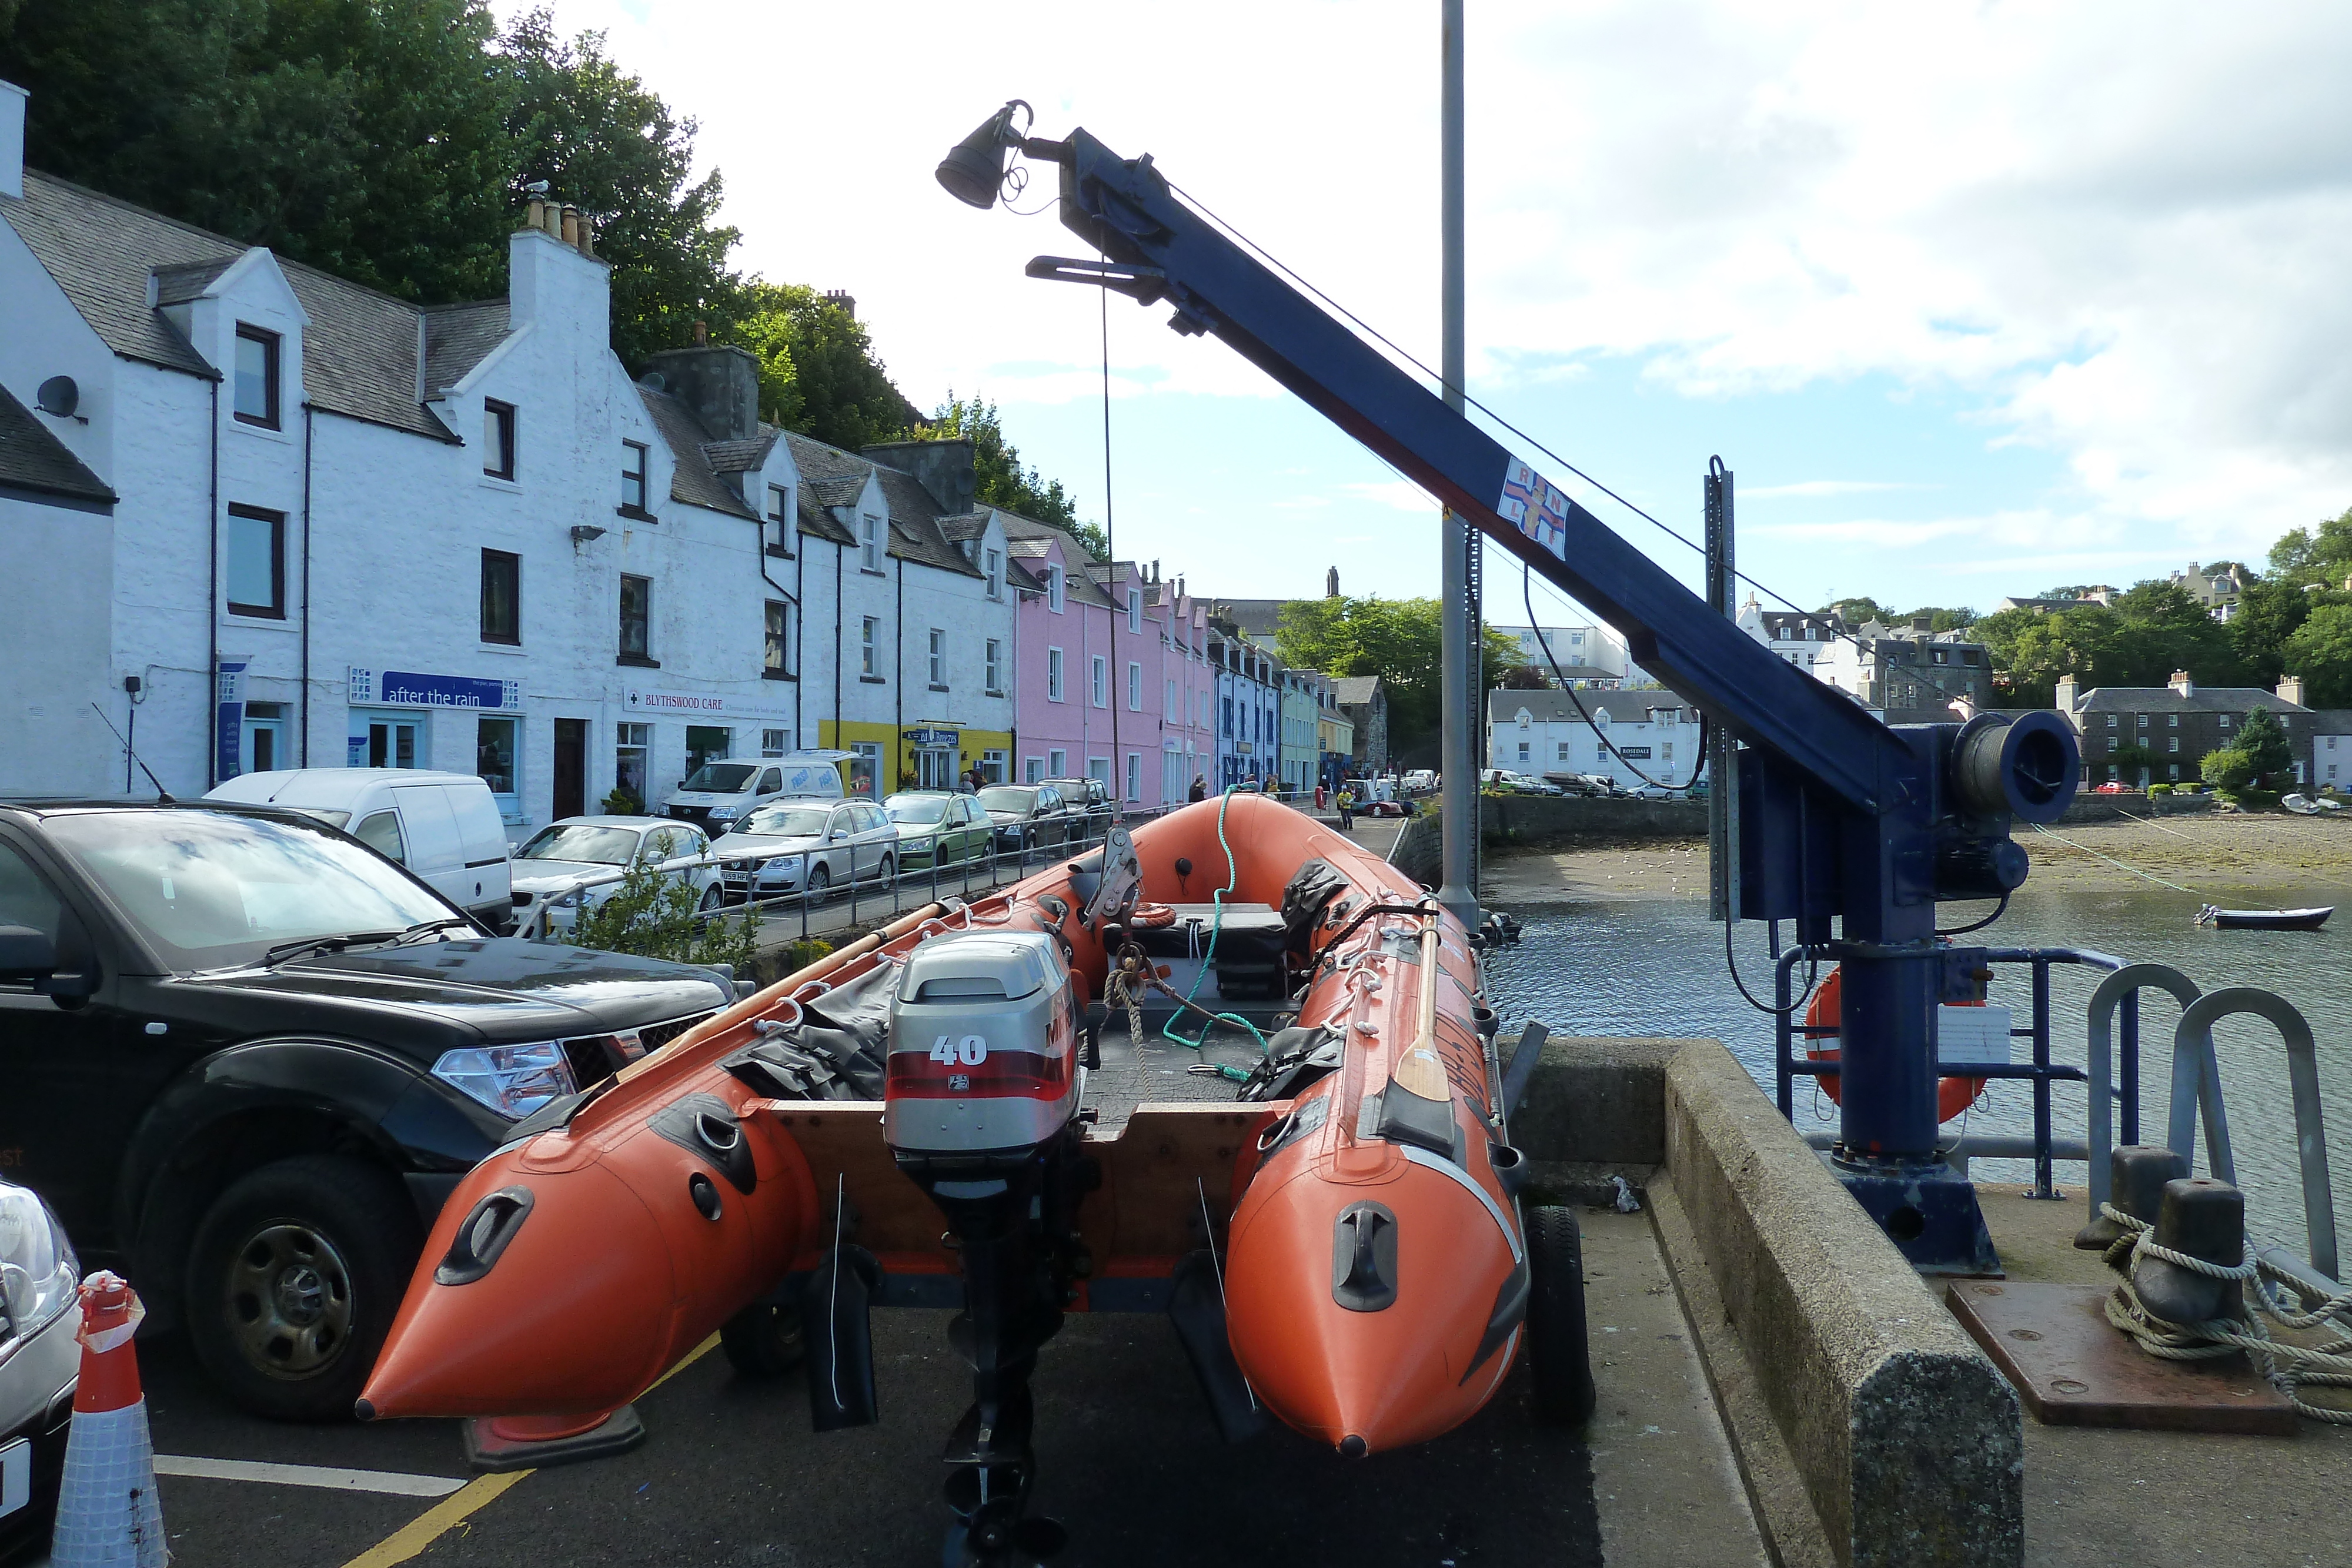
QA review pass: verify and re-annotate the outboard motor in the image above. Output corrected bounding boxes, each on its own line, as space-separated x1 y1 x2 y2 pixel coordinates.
886 930 1094 1567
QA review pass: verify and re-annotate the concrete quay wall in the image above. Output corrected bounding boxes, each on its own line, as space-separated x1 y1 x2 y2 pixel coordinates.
1518 1036 2023 1568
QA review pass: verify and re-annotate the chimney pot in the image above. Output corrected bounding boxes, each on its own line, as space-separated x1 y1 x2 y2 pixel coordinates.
541 202 562 238
579 216 596 257
523 198 544 232
693 320 709 346
560 206 580 246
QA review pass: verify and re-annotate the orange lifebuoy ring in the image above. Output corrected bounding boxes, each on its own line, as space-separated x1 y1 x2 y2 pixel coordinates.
1802 967 1986 1124
1130 902 1178 928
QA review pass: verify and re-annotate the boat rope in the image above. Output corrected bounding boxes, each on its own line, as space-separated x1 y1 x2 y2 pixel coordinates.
1160 787 1271 1055
2026 823 2201 894
2096 1204 2352 1425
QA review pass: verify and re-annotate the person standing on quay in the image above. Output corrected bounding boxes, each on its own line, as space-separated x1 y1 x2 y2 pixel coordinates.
1336 780 1356 831
1189 775 1208 804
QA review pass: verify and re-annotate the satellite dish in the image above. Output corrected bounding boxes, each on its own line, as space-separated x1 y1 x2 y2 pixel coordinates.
637 372 667 393
35 376 79 418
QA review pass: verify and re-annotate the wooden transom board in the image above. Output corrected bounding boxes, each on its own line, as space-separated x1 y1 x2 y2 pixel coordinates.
772 1102 1272 1280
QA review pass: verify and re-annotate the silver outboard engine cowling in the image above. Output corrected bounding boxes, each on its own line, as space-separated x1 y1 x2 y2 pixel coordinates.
884 930 1083 1157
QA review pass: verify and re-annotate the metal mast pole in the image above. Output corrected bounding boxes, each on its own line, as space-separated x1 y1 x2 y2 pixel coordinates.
1435 0 1478 924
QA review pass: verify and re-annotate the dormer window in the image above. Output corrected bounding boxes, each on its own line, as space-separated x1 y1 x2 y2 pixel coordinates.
483 400 516 480
1127 588 1141 633
233 325 280 429
766 485 793 556
986 547 1004 600
1047 564 1065 613
860 513 882 571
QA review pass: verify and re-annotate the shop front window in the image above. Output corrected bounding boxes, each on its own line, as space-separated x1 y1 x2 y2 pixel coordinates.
477 715 519 801
686 726 731 778
848 742 880 797
615 722 650 810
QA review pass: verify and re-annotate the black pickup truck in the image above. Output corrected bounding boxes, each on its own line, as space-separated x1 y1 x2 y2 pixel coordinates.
0 799 730 1420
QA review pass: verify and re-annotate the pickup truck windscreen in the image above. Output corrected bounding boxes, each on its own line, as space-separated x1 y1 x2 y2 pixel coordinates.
44 808 458 971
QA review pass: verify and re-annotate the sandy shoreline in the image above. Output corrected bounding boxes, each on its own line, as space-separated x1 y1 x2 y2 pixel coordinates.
1480 813 2352 907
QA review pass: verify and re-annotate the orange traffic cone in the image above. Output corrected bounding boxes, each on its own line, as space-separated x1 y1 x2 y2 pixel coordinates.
49 1272 166 1568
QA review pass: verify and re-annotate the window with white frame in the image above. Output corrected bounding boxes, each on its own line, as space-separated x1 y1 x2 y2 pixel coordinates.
1047 564 1065 613
1557 741 1570 763
1047 647 1065 702
1025 756 1044 783
985 547 1003 600
985 638 1004 694
1127 661 1142 710
1127 589 1141 633
1166 678 1178 718
860 514 881 571
861 616 880 677
762 728 790 757
1091 656 1107 708
928 628 946 687
1048 748 1067 776
1518 742 1531 764
1125 751 1140 800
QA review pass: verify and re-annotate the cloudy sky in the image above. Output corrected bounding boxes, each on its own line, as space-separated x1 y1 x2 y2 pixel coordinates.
506 1 2352 623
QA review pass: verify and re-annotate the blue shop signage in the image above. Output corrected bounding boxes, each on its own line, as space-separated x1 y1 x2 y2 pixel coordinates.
348 666 523 712
902 727 960 747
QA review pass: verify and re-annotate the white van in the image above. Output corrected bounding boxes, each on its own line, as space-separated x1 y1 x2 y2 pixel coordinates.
204 770 514 930
661 750 848 834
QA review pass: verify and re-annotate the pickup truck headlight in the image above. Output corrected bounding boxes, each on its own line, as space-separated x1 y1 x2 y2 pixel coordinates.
0 1183 80 1340
432 1041 578 1119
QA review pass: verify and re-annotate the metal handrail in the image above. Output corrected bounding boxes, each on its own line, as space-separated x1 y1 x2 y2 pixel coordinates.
1775 945 2124 1198
2083 963 2203 1219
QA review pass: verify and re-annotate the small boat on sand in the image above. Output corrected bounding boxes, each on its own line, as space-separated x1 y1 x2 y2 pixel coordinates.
2196 904 2333 931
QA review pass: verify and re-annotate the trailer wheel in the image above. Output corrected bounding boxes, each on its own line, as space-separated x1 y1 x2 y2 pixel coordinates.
720 1300 806 1377
1524 1203 1596 1426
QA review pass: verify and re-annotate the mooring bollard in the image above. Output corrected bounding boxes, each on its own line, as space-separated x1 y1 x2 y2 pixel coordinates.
2077 1142 2190 1249
2131 1176 2244 1325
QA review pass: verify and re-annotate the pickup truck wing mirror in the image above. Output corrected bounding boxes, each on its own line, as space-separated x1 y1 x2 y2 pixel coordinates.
0 923 95 1002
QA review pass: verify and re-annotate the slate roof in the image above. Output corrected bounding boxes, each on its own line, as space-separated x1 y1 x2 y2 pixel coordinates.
798 493 854 546
1332 676 1385 706
0 382 115 508
636 386 756 519
4 171 511 443
937 513 990 543
772 431 988 578
868 466 980 577
1488 689 1691 723
705 432 779 474
2308 710 2352 735
422 302 509 396
2073 686 2313 718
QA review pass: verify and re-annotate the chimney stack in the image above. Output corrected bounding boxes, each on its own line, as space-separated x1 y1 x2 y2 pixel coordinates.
0 79 24 201
644 343 761 442
2054 674 2079 714
860 439 975 516
824 289 857 320
2277 675 2307 708
2169 670 2195 697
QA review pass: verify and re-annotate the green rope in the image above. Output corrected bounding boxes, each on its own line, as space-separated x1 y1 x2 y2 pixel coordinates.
2027 822 2200 894
1161 786 1272 1055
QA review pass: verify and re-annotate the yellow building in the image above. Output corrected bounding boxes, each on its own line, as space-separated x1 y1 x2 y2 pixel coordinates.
818 720 1014 798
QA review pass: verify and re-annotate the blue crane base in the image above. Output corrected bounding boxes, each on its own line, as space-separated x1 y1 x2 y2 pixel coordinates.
1832 1159 2002 1277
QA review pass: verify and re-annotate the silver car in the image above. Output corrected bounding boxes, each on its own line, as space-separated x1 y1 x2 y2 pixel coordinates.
710 800 901 901
510 817 721 930
0 1176 80 1560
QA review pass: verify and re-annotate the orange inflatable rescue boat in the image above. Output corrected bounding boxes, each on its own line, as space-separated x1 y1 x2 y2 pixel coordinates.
359 793 1592 1559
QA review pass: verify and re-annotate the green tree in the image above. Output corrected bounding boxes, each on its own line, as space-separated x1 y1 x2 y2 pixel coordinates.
2236 706 2293 783
2283 603 2352 708
2200 746 2255 795
500 9 743 366
1274 596 1521 755
1973 604 2129 707
726 280 920 452
916 395 1099 550
2230 572 2313 687
1900 606 1979 632
1823 596 1889 627
2109 580 2241 687
2266 504 2352 586
2 0 516 302
571 861 759 972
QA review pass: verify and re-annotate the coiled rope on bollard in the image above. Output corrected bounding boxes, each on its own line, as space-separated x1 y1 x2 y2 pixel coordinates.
2096 1204 2352 1424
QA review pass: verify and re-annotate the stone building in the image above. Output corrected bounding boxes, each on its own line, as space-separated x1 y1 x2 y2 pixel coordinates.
2057 671 2315 787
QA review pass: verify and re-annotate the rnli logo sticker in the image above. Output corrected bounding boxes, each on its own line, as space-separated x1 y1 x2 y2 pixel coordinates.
1498 460 1572 560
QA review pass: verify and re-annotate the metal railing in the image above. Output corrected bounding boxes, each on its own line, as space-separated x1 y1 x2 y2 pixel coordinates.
510 799 1192 949
1774 945 2126 1198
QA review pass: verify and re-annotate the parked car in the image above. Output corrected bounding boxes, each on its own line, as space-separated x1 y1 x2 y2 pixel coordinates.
510 817 721 931
882 793 995 870
0 1176 79 1561
0 799 730 1420
205 769 513 931
1402 769 1438 794
660 751 846 834
978 784 1071 851
1039 777 1113 836
709 800 900 901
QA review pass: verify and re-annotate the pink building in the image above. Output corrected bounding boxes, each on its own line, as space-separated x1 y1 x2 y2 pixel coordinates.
1001 514 1215 808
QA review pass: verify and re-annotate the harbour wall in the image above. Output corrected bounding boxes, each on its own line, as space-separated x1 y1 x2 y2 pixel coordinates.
1518 1036 2023 1568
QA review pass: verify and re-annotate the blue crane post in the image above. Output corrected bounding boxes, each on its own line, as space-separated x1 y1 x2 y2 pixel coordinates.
939 112 2080 1267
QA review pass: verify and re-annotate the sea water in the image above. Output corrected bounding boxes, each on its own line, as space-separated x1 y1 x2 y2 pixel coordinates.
1483 884 2352 1262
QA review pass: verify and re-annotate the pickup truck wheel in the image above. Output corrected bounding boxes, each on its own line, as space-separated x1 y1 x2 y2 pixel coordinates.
185 1155 421 1422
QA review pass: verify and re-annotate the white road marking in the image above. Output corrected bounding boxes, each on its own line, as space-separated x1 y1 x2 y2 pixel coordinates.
153 1456 466 1497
